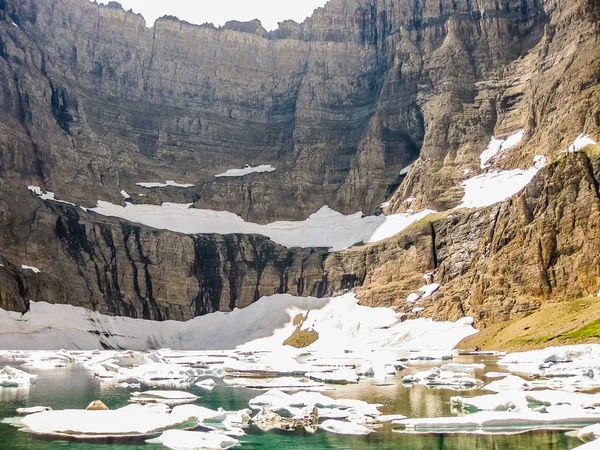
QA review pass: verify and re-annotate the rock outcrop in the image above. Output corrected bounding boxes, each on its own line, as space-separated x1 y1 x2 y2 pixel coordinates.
0 190 327 320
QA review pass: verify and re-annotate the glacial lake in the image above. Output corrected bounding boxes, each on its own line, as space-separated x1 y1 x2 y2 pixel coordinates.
0 355 585 450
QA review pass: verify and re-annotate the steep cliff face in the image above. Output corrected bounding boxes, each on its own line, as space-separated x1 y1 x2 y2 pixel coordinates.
0 190 328 319
0 0 555 223
0 0 598 325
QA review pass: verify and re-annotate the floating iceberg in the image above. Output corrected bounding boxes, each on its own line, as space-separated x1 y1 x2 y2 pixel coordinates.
148 429 239 450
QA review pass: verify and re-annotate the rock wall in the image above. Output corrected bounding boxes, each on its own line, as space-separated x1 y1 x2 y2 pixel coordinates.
0 191 327 320
325 150 600 329
0 0 555 223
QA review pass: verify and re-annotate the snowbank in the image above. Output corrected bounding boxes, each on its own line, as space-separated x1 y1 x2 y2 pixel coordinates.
459 152 549 209
215 164 276 177
29 187 435 251
0 293 477 351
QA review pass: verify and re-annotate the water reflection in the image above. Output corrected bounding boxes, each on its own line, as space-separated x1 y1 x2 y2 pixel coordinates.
0 358 585 450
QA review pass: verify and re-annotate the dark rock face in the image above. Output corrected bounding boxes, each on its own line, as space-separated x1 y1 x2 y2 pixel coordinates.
0 190 328 320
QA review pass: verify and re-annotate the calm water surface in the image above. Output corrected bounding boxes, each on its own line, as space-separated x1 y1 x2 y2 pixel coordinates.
0 357 585 449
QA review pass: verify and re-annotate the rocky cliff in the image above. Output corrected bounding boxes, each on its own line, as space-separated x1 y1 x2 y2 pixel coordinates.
0 0 598 325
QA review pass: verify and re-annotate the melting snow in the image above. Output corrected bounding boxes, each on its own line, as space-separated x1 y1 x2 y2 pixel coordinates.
28 187 436 251
120 190 130 199
136 181 194 189
566 134 597 153
480 130 525 169
27 186 75 206
215 165 276 178
399 163 413 176
457 155 547 209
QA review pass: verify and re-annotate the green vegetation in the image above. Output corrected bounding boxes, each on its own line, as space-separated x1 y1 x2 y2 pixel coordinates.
458 298 600 352
565 318 600 340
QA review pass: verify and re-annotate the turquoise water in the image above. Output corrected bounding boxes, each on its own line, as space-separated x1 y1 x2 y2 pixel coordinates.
0 359 584 449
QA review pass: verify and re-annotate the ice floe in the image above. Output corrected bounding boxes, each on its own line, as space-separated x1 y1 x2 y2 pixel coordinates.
393 409 600 434
0 366 37 387
215 164 276 177
16 406 52 415
130 390 199 406
320 419 372 435
402 367 483 390
148 429 239 449
19 404 198 438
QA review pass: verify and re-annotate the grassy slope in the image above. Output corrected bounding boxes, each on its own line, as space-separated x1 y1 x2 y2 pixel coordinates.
458 298 600 352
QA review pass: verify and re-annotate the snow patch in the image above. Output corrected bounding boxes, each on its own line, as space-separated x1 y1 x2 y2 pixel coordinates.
566 134 597 153
120 189 130 199
480 130 525 169
457 156 545 209
21 265 41 274
215 165 276 178
136 180 194 189
27 186 75 206
29 187 436 251
399 163 413 176
0 293 477 351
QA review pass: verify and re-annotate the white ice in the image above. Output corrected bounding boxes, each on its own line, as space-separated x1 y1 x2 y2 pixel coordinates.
566 134 597 153
457 155 546 209
215 164 276 178
29 186 435 251
0 293 478 352
418 283 441 298
0 366 38 387
20 404 197 437
320 419 372 435
148 429 239 449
